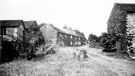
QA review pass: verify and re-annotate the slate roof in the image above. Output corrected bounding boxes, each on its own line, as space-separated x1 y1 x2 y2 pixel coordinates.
50 24 66 33
0 20 23 27
23 21 38 28
49 24 80 37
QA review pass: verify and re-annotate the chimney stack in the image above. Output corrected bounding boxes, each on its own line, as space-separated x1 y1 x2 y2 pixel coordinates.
63 25 67 30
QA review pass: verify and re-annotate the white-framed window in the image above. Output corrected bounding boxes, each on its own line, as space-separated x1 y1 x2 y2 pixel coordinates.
75 41 78 45
78 37 80 40
14 28 18 37
70 35 72 39
78 41 81 45
70 41 72 45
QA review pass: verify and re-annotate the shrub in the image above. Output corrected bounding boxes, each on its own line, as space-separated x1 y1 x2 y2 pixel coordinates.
99 33 117 53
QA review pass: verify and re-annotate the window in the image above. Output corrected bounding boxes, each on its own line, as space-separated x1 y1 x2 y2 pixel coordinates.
70 35 72 39
78 41 81 45
2 28 6 35
59 33 64 39
78 37 80 40
70 41 72 45
75 42 78 45
14 28 18 37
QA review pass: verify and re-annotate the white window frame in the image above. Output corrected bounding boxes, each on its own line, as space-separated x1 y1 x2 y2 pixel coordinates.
14 28 18 37
70 35 72 39
70 41 72 45
75 41 77 45
62 35 64 39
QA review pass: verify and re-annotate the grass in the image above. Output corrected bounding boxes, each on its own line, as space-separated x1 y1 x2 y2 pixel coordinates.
1 46 135 76
0 55 50 76
0 60 32 76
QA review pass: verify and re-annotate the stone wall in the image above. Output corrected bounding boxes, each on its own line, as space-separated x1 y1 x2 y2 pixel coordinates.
40 24 57 46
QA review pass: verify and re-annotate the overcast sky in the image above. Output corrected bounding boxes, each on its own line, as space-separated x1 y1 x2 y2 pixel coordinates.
0 0 135 38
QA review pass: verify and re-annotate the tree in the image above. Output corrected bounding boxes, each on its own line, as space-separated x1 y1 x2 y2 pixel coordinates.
88 33 101 48
99 32 117 52
88 34 99 42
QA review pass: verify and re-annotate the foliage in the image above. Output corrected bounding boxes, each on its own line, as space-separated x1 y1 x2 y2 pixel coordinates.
88 34 101 48
88 32 118 52
88 34 99 42
23 26 45 60
99 32 117 52
3 25 45 60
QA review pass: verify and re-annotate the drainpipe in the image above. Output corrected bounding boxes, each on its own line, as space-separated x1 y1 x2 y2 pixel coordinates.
0 22 2 63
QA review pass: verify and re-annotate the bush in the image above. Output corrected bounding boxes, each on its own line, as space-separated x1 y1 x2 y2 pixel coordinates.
99 33 117 53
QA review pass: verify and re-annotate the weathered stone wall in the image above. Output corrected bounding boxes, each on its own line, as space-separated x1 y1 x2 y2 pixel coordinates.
40 24 57 46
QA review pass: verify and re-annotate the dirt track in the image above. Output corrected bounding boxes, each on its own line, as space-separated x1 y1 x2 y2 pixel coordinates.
0 46 135 76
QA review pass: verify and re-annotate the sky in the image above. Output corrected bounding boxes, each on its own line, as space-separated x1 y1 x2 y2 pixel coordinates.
0 0 135 38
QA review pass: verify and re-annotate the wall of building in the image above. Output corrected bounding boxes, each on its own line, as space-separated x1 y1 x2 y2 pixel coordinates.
40 24 57 46
57 32 82 46
0 22 1 62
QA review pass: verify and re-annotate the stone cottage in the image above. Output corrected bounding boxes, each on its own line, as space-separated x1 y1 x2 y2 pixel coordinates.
107 3 135 54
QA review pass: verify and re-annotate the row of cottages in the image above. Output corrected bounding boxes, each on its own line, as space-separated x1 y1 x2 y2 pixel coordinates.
40 23 85 46
0 20 39 62
107 3 135 54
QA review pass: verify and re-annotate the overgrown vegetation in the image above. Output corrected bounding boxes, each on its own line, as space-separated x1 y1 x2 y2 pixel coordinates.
88 34 101 48
22 25 45 60
88 32 122 53
1 25 46 63
88 31 135 58
99 33 117 52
